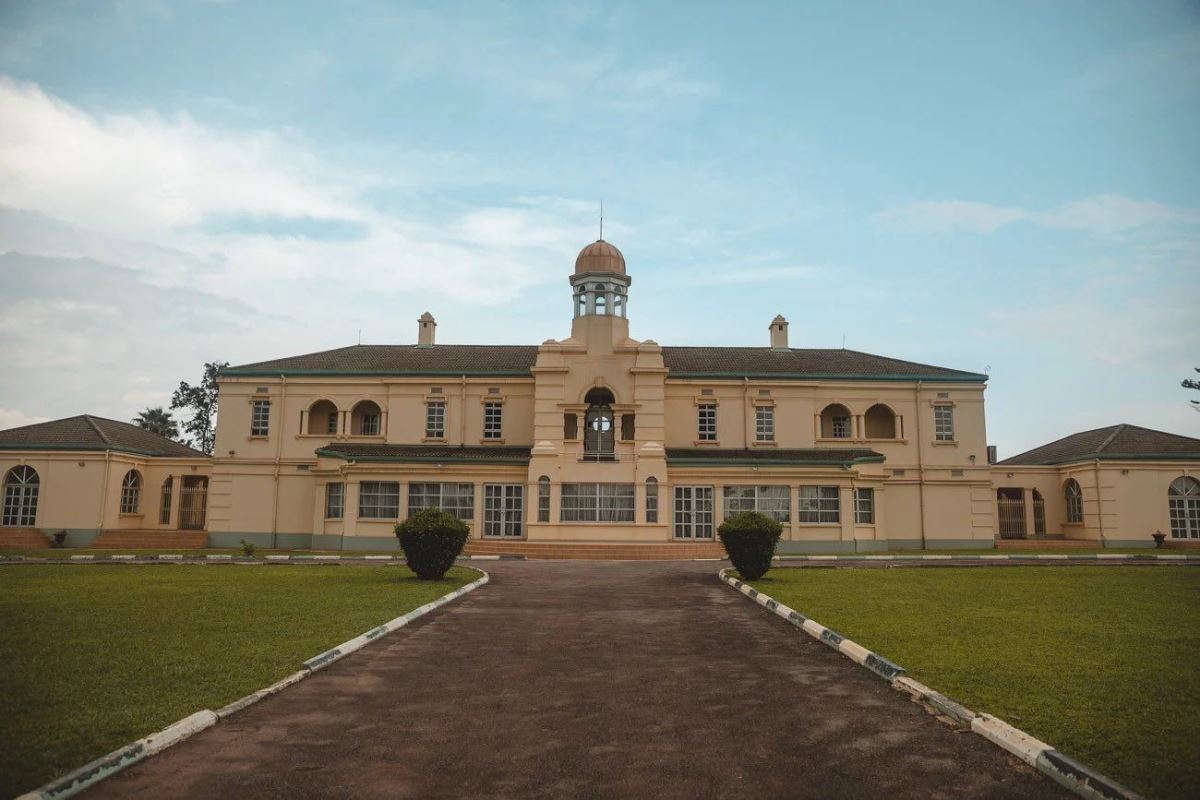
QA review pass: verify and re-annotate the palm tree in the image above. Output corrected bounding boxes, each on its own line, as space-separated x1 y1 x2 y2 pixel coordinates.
133 407 180 440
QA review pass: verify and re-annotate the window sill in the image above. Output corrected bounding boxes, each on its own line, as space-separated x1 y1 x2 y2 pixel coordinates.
480 438 506 445
931 440 959 447
752 440 778 447
862 438 906 444
357 517 399 522
246 435 269 441
119 513 143 518
421 437 447 444
693 440 720 447
815 437 858 444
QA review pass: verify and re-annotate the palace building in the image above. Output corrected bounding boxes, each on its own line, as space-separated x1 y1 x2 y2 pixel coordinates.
2 239 1198 553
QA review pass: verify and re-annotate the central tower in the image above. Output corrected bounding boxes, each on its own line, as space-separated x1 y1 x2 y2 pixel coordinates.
569 239 632 350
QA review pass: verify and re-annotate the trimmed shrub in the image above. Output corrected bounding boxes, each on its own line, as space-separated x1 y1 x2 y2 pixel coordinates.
395 508 469 580
718 511 783 580
239 539 256 557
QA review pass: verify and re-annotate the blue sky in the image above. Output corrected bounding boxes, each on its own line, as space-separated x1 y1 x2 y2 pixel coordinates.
0 0 1197 456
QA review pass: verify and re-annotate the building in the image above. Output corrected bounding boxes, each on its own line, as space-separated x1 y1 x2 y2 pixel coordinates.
2 239 1197 553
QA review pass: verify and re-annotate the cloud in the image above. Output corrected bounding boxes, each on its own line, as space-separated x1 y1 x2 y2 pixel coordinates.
0 407 49 432
878 194 1200 236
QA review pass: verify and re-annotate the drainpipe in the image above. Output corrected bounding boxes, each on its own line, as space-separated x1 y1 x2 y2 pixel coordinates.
1093 459 1106 547
270 374 287 549
913 380 927 549
743 377 750 446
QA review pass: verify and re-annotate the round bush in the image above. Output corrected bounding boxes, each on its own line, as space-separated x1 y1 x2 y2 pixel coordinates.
394 508 470 580
717 511 783 580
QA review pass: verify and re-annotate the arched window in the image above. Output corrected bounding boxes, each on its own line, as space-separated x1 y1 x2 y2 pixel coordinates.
583 387 616 460
120 470 142 514
645 477 658 524
594 285 608 315
308 400 339 435
1032 488 1046 536
575 287 587 318
2 465 39 527
351 400 382 436
820 404 853 439
159 477 173 525
1168 476 1200 539
1064 479 1083 524
537 476 551 523
864 404 897 439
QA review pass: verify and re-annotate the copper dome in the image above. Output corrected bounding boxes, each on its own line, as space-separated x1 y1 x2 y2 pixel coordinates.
573 239 626 276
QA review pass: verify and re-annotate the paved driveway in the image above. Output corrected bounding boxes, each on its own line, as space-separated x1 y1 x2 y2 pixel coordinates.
87 561 1067 799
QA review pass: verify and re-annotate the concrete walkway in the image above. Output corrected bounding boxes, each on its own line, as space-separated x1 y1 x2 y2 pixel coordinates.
86 561 1067 799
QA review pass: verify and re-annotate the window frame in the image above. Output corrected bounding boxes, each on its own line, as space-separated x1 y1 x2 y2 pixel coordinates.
933 404 955 442
1168 476 1200 539
250 399 271 437
408 482 475 522
673 485 714 539
483 483 523 537
754 405 775 442
537 476 551 523
159 477 173 525
2 465 39 527
425 400 446 439
645 477 659 524
119 470 142 514
854 487 874 524
358 481 400 520
483 401 503 440
697 403 717 442
798 485 840 524
325 482 345 520
722 485 791 523
1064 479 1083 524
560 483 635 523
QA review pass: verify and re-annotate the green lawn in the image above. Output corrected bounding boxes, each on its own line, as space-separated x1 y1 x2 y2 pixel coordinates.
0 547 400 559
748 566 1200 800
0 564 475 796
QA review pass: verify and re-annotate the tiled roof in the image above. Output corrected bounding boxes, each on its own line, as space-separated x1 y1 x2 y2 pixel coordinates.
997 424 1200 466
666 447 884 465
224 344 985 382
0 415 207 458
316 443 532 464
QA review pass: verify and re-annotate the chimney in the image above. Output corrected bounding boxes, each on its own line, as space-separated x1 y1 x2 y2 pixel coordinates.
417 312 436 346
769 314 789 350
987 445 998 465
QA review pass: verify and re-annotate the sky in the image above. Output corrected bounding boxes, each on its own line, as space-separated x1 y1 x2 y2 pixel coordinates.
0 0 1197 458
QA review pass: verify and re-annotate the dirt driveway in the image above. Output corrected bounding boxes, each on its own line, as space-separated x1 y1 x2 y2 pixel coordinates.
86 560 1067 799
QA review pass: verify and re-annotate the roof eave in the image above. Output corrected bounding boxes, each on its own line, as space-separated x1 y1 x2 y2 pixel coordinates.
0 443 208 458
221 368 533 378
665 371 988 383
665 455 886 467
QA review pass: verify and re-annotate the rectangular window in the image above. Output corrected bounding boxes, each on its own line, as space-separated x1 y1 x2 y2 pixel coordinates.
755 405 775 442
325 483 345 519
159 480 172 525
2 483 39 527
409 482 475 521
425 400 446 439
799 486 840 524
537 479 551 523
250 399 270 436
483 484 523 537
483 402 503 440
560 483 635 523
697 403 717 441
645 479 658 524
621 413 635 441
360 413 380 436
722 485 790 523
326 412 339 435
358 481 400 519
934 405 954 441
854 488 874 524
674 486 714 539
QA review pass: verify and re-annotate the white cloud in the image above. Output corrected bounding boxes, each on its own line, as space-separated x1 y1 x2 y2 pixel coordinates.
0 407 49 431
878 194 1200 236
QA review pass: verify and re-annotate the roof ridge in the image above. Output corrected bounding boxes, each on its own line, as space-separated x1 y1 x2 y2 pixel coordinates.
82 414 113 446
1095 424 1126 454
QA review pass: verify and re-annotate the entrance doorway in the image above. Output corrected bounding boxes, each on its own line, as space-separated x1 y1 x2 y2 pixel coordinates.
996 488 1026 539
179 476 208 530
582 387 615 462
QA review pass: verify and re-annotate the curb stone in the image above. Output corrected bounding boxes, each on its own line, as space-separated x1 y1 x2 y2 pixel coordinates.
15 567 489 800
719 569 1143 800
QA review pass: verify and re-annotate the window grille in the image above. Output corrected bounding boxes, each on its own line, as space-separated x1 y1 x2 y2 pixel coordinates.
250 399 270 436
560 483 635 523
483 402 503 440
673 486 714 539
645 477 658 523
2 466 39 527
755 406 774 442
120 470 142 514
426 400 446 438
934 405 954 441
358 481 400 519
409 482 475 521
854 488 874 524
159 478 173 525
537 476 551 523
325 483 345 519
798 486 840 524
1065 480 1083 524
1168 477 1200 539
483 484 523 537
697 404 717 441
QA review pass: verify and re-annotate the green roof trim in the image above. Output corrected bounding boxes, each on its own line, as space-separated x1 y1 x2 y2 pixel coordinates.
0 443 202 458
1032 452 1200 466
665 454 886 467
314 448 530 465
666 371 988 383
221 368 533 378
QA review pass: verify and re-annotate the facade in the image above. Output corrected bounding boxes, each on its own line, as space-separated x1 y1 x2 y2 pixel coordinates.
992 424 1200 547
3 239 1195 553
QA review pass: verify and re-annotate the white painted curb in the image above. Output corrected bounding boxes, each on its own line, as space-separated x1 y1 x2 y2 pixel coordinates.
720 568 1144 800
15 567 489 800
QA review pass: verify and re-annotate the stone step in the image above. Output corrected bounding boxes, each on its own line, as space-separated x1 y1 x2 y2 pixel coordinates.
0 528 53 549
462 540 725 560
996 538 1098 549
87 530 209 549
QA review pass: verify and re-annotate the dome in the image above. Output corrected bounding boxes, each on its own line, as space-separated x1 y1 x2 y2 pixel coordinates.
573 239 626 276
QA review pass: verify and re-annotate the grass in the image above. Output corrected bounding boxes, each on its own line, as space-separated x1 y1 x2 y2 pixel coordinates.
777 548 1175 556
747 566 1200 800
0 564 475 795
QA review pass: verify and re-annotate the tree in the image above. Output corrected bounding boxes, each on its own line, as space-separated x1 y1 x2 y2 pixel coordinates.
132 407 179 440
1184 368 1200 408
170 361 228 455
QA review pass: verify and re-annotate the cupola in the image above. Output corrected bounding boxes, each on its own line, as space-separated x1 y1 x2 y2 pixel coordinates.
570 240 631 319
